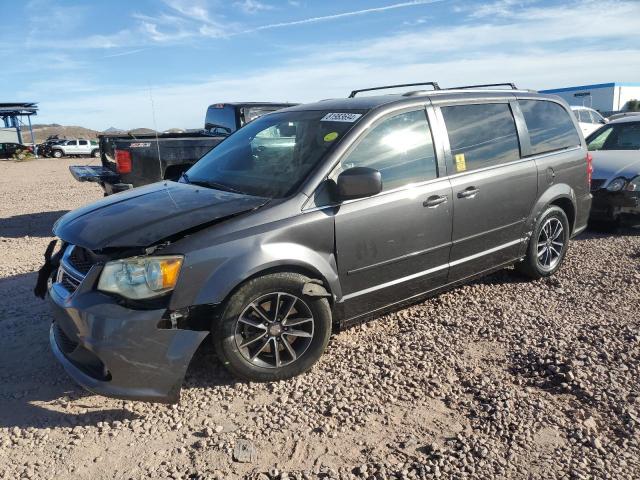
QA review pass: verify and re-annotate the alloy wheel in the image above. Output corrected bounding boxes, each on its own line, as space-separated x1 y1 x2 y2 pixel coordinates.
234 292 315 369
537 217 565 270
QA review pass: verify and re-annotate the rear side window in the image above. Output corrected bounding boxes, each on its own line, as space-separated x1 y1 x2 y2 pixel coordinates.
441 103 520 173
339 109 438 191
519 100 581 155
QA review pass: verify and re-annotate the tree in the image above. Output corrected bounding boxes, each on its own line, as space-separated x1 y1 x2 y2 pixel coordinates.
626 99 640 111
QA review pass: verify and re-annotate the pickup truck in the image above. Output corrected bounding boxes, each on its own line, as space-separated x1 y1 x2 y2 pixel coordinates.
51 139 99 158
70 102 295 195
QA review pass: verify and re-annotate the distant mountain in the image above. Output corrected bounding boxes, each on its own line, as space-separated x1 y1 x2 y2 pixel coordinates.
127 128 157 135
103 127 124 134
21 125 99 144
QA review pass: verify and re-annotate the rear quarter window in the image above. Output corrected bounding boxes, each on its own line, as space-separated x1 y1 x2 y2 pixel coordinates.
441 103 520 174
519 100 581 155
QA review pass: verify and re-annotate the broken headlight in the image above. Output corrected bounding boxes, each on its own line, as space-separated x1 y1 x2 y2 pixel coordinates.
98 256 183 300
606 177 627 192
625 175 640 192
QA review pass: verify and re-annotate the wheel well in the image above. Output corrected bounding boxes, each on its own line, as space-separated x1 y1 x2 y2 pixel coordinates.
215 265 334 312
550 197 575 232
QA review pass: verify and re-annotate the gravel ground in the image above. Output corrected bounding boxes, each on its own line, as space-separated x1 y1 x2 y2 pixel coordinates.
1 157 639 480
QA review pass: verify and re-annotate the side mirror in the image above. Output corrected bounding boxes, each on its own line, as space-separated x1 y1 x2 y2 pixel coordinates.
336 167 382 201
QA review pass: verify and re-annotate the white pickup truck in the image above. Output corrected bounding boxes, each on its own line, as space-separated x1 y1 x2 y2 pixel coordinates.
51 139 99 158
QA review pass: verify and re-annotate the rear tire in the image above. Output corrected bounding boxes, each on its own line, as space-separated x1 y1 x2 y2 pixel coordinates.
213 273 332 382
516 206 570 279
91 149 100 158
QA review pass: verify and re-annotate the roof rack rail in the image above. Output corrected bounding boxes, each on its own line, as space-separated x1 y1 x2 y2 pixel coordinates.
349 82 440 98
448 83 518 90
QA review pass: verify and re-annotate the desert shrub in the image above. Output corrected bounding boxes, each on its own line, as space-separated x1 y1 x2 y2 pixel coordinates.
12 151 35 162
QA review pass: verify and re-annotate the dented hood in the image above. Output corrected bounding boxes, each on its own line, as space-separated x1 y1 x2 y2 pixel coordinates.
53 181 267 250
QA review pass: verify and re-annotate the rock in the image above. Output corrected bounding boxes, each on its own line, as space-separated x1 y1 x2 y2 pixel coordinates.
233 440 257 463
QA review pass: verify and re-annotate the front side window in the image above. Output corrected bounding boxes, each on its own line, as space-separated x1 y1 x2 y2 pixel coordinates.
187 109 364 198
442 103 520 173
577 110 590 123
66 140 77 146
336 110 437 191
587 123 640 151
519 100 581 155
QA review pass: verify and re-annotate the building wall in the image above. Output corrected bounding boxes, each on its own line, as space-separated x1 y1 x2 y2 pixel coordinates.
0 128 19 143
540 83 615 111
616 86 640 111
540 83 640 113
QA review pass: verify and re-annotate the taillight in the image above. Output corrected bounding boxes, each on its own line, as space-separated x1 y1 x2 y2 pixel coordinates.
586 152 593 188
115 149 132 174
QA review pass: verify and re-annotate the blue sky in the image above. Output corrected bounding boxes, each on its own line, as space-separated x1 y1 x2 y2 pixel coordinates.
1 0 639 130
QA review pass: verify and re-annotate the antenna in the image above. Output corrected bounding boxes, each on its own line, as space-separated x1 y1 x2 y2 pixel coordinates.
148 84 162 168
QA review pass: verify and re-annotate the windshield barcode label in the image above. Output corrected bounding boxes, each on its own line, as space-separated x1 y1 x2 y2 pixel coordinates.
321 113 362 123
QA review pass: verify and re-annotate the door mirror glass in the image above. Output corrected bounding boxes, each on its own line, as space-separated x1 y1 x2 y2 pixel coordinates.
336 167 382 200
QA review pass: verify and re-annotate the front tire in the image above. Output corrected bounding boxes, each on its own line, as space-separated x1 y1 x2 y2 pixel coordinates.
213 273 332 382
52 150 63 158
516 206 570 279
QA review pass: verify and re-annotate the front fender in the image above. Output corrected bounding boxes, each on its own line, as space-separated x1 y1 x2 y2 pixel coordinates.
167 210 340 310
193 241 340 307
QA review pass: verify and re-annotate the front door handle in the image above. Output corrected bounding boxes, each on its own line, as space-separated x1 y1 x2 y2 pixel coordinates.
457 186 479 199
423 195 448 208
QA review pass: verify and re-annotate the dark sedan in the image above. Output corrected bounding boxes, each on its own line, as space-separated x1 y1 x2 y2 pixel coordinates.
587 117 640 225
0 142 32 159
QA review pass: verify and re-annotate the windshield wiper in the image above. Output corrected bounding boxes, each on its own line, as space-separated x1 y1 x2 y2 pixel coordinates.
204 181 247 195
181 173 247 195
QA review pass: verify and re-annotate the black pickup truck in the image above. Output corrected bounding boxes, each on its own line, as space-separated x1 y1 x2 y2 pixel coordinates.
70 102 295 195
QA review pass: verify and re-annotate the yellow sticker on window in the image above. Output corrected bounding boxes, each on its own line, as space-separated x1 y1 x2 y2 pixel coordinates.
455 153 466 172
324 131 339 142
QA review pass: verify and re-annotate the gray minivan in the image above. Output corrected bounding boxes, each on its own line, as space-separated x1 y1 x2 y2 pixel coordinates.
40 82 592 403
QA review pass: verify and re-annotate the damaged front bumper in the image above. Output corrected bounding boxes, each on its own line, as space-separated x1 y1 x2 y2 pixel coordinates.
590 189 640 224
48 271 209 403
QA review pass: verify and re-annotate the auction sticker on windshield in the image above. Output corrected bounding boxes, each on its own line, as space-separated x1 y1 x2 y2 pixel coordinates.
321 113 362 122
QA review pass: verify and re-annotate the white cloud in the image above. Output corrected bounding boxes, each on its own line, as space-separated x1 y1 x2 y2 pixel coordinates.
15 0 640 130
103 48 148 58
235 0 273 15
465 0 536 18
31 45 640 131
247 0 444 32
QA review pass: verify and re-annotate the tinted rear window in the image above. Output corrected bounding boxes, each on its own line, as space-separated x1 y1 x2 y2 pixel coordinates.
519 100 581 155
205 105 237 135
441 103 520 173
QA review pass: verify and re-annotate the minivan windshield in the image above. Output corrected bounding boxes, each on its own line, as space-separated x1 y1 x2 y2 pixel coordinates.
186 110 364 198
587 122 640 151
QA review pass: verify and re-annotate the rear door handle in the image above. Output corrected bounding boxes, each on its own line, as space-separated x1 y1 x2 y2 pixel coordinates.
423 195 448 208
457 186 479 198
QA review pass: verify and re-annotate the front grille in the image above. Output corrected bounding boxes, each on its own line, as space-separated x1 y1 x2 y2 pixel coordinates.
59 269 81 293
591 179 606 191
53 322 79 355
68 246 95 275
